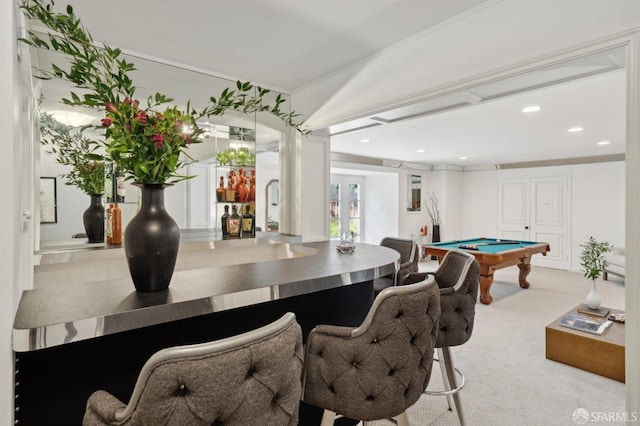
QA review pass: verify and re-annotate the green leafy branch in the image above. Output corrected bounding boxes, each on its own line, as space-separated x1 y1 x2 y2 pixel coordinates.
579 236 613 281
40 112 106 194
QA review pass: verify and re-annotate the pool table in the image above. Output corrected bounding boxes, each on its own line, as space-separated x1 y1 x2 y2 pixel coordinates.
424 237 550 305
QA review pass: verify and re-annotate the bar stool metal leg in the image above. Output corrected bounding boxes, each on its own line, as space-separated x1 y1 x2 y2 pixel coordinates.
424 348 467 426
441 347 466 426
437 348 454 411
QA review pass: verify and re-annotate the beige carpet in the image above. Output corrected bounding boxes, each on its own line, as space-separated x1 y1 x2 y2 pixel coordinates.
370 260 627 426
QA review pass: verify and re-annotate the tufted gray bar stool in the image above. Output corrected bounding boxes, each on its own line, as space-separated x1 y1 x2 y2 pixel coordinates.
82 312 303 426
399 250 479 426
302 276 441 426
374 237 419 295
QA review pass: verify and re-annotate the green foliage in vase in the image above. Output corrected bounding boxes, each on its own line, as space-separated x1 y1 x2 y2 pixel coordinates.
20 0 309 184
40 113 106 195
579 236 613 281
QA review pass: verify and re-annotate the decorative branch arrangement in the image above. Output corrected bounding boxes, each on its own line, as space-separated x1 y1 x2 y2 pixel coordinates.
424 191 441 225
579 236 613 281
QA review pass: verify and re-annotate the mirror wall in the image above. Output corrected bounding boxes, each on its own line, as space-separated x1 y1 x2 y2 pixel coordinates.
29 46 292 252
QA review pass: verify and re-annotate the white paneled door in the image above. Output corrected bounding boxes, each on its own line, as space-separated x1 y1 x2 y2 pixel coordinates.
498 176 569 270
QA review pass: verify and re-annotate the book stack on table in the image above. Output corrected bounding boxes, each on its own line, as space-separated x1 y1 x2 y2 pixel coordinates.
559 312 612 335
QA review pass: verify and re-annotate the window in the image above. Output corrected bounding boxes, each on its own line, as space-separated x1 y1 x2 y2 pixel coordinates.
330 183 340 238
348 184 360 241
330 179 363 241
408 174 421 212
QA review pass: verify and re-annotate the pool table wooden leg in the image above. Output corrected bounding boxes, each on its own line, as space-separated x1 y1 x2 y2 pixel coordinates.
518 262 531 289
479 273 494 305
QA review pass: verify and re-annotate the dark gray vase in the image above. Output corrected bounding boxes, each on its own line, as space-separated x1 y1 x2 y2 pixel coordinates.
83 194 105 243
430 224 441 260
124 183 179 292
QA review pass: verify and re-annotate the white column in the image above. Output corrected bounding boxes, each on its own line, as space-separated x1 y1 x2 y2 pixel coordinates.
1 0 19 423
280 128 330 241
625 33 640 419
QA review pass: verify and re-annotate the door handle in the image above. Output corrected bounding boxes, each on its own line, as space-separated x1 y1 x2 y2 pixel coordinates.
524 226 529 229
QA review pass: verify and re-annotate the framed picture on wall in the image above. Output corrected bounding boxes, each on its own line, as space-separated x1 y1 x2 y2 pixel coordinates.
39 177 57 224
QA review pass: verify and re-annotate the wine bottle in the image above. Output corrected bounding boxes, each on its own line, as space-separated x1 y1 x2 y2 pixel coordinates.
241 204 255 238
221 205 230 239
228 205 241 239
216 176 224 202
110 203 122 245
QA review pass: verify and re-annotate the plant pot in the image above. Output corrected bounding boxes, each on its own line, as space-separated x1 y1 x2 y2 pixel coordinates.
430 224 441 260
83 194 105 243
124 183 179 292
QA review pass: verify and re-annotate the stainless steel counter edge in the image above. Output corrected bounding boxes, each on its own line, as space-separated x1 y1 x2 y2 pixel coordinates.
14 241 399 352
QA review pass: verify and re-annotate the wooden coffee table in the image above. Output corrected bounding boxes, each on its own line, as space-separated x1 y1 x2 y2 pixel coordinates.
545 306 625 382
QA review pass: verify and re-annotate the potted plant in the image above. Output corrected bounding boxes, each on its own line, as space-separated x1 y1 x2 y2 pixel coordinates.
40 113 106 242
579 236 613 309
21 0 308 291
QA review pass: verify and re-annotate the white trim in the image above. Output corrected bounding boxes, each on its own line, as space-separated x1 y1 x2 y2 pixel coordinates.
309 30 640 131
624 32 640 416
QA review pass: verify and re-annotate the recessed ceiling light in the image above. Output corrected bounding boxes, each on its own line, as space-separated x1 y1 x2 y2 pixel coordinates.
568 127 584 133
522 105 541 113
459 156 467 160
359 139 370 143
416 149 425 153
597 140 611 145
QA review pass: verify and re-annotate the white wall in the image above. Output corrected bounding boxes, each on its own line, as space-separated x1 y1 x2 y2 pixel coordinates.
363 173 398 244
3 0 20 423
460 161 625 271
396 169 432 240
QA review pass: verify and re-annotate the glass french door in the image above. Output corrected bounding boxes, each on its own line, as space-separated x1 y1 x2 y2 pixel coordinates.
330 179 362 242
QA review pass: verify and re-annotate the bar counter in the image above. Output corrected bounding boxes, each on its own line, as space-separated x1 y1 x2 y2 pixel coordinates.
13 239 398 425
15 239 399 351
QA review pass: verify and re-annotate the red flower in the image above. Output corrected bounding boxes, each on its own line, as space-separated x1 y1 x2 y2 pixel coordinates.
101 117 113 127
135 111 148 124
124 97 132 105
151 134 164 148
105 102 118 113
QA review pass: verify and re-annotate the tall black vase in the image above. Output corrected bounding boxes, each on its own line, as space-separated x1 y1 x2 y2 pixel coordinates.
125 183 180 292
431 224 441 260
83 194 105 243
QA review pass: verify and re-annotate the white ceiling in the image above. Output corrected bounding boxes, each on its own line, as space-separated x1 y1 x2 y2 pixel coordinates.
331 70 626 169
28 1 627 170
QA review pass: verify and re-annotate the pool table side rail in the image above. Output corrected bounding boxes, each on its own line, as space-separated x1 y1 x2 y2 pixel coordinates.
424 240 551 266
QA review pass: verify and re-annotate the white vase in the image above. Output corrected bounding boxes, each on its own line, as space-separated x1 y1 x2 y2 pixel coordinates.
586 279 601 310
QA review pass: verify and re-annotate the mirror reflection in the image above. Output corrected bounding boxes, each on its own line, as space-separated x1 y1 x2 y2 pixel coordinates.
31 47 290 253
265 179 279 232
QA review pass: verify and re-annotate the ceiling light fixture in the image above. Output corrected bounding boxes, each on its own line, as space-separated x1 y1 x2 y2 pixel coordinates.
49 110 94 127
522 105 541 113
416 149 425 153
597 140 611 145
568 126 584 133
359 139 370 143
459 156 467 160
